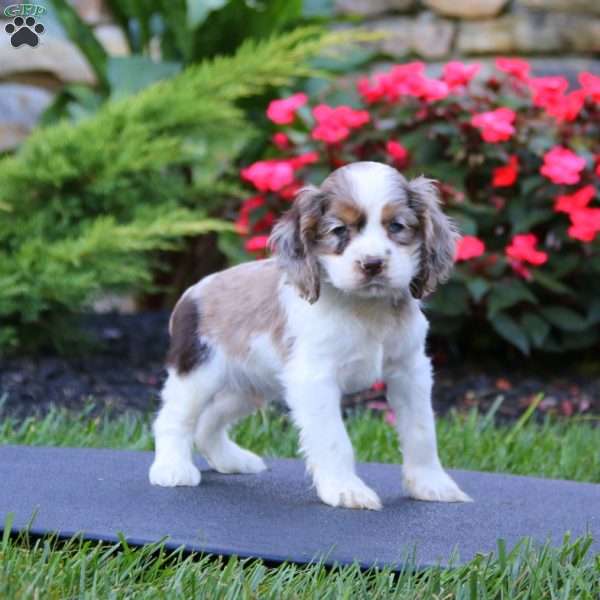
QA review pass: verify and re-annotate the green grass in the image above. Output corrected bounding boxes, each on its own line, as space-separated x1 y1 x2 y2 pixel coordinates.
1 406 599 598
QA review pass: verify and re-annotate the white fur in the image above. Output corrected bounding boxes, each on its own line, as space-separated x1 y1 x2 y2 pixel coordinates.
150 162 470 509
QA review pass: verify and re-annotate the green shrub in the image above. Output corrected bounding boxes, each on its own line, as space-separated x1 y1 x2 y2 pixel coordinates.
0 28 357 353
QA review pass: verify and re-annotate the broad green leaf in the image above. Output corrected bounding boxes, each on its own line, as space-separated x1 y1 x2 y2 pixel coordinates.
532 271 573 296
424 282 469 316
540 306 589 332
487 280 538 318
520 313 550 347
466 277 489 303
490 313 530 355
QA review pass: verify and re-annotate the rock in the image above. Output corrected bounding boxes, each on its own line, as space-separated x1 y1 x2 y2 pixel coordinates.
0 33 96 84
423 0 508 19
70 0 113 24
516 0 600 15
0 83 54 151
94 24 129 56
457 13 600 54
334 0 415 16
366 13 455 59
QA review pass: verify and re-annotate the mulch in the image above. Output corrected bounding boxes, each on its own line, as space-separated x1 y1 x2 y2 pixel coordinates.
1 312 598 422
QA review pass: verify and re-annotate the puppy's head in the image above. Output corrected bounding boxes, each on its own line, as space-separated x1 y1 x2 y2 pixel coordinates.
269 161 458 303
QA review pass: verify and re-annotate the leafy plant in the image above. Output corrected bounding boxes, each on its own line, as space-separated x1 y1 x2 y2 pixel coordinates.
0 27 359 353
236 60 600 355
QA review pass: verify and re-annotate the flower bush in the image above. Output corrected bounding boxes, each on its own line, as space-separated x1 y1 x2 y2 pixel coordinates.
236 59 600 355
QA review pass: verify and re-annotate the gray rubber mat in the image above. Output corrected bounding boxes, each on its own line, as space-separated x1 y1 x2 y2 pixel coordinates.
1 445 598 568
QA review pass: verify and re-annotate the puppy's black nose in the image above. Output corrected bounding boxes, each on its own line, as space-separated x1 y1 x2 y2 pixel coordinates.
360 256 384 277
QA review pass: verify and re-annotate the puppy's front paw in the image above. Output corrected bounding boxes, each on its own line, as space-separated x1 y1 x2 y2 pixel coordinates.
149 460 201 487
316 474 382 510
403 466 471 503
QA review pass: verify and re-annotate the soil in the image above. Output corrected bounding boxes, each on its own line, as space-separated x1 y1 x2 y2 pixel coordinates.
1 312 598 422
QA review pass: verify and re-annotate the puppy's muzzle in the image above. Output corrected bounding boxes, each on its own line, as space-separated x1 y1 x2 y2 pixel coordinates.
359 256 385 278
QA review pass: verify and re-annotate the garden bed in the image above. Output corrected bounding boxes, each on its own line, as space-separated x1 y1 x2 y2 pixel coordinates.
1 312 597 422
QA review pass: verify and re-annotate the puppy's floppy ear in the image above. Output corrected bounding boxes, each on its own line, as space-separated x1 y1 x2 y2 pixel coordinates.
407 176 459 299
269 186 324 304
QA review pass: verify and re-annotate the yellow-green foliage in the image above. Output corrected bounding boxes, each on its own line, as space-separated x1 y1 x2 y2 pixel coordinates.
0 28 356 352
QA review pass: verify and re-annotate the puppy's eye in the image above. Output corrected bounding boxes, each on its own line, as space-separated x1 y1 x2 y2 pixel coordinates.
331 225 348 237
388 222 405 233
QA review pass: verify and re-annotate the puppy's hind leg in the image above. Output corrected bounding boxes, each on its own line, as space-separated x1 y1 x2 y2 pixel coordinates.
149 361 223 487
195 390 266 475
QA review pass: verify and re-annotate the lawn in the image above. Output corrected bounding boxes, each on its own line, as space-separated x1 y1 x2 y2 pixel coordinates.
1 406 599 599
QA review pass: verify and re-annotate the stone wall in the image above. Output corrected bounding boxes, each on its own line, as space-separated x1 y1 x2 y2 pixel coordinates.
0 0 599 151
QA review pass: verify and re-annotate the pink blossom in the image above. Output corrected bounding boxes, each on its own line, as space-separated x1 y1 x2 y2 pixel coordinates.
554 185 595 214
266 93 307 125
471 108 516 143
272 132 291 150
455 236 485 261
528 76 569 109
443 61 480 90
386 140 409 165
311 104 370 144
540 147 586 185
495 57 530 81
543 90 585 122
505 234 548 266
492 155 519 187
417 77 450 102
235 195 265 234
241 160 294 192
579 72 600 103
289 151 320 170
244 235 270 252
568 208 600 242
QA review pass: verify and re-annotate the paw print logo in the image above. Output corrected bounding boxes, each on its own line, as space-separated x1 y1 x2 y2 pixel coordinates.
5 16 45 48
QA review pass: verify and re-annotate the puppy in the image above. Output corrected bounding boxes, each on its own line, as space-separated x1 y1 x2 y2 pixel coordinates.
149 161 471 509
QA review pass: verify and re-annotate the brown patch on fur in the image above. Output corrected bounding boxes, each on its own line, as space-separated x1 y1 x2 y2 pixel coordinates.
200 260 292 360
166 295 211 375
332 200 366 228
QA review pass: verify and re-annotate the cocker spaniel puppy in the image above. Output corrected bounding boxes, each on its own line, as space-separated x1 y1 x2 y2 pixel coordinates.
149 161 471 509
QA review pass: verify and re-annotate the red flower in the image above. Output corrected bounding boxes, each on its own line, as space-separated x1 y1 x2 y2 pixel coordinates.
244 235 270 252
506 234 548 265
241 160 294 192
567 208 600 242
528 76 568 109
471 108 516 143
554 185 595 214
235 195 265 234
272 132 291 150
443 61 480 91
266 93 307 125
492 155 519 187
543 90 585 123
579 72 600 103
356 62 451 104
455 236 485 261
495 57 530 81
540 146 586 185
596 155 600 177
386 140 409 165
417 77 449 102
289 151 320 170
311 104 370 144
357 75 388 104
